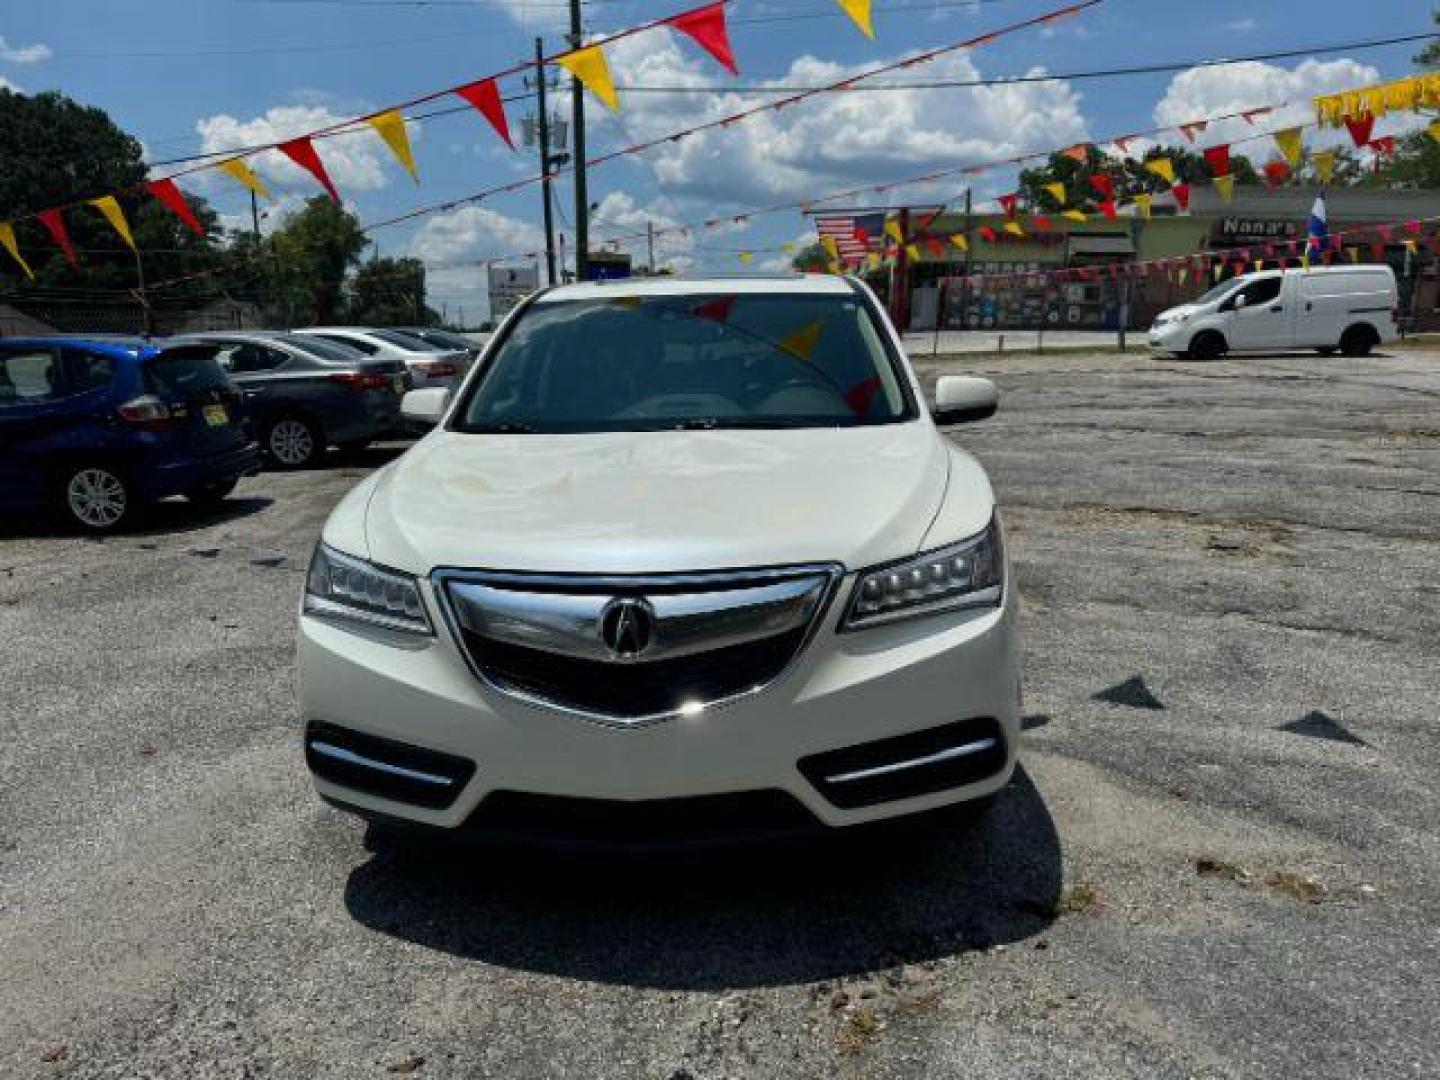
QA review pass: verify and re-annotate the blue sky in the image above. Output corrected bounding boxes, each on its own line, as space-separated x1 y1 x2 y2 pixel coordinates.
2 0 1435 317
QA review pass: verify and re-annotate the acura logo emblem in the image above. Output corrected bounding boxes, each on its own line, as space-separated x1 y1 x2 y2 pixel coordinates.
599 597 656 659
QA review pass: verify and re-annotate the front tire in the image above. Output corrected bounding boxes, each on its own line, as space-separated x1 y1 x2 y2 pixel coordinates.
263 415 323 469
59 464 133 532
1340 325 1377 358
1186 331 1226 361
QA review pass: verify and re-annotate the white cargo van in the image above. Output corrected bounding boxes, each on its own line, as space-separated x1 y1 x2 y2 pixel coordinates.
1148 266 1398 359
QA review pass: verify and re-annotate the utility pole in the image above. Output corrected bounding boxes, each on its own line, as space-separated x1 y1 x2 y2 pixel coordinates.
568 0 589 281
962 188 974 332
646 221 656 275
535 37 559 286
249 189 261 242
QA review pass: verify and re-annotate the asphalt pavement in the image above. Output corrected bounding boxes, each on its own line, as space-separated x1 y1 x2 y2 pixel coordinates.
2 345 1438 1078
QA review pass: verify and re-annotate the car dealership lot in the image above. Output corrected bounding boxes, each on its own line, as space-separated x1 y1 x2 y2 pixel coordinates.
2 348 1438 1079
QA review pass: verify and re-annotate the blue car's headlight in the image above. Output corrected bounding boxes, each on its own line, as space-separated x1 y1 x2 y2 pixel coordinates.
841 517 1004 631
304 543 432 635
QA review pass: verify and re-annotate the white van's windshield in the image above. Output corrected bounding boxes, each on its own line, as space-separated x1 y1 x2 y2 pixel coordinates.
453 291 915 433
1194 279 1243 305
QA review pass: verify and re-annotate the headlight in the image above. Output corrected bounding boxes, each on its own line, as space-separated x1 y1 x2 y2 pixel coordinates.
304 543 433 635
841 518 1004 631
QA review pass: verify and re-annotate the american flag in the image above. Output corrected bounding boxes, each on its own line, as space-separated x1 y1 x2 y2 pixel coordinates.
812 211 887 263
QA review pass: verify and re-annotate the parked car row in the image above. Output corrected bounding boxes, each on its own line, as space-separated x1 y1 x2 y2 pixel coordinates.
0 325 479 532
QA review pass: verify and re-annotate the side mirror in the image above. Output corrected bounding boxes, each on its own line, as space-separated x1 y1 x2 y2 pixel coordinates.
401 387 450 427
932 376 999 426
1233 293 1248 310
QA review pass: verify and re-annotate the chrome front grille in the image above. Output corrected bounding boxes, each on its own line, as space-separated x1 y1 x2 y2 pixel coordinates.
434 565 841 725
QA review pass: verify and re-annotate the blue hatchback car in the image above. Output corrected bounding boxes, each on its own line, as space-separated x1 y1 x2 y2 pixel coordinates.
0 337 260 532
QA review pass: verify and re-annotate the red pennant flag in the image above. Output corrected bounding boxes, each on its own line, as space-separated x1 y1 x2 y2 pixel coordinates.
279 137 339 201
1171 183 1190 211
456 78 514 148
1368 136 1397 157
853 226 871 246
1404 219 1423 235
1179 120 1207 143
1060 144 1090 163
1370 242 1386 262
979 226 998 243
667 2 737 76
37 208 78 267
146 178 206 236
1263 161 1291 187
843 376 882 418
1377 225 1394 242
997 192 1019 218
1241 107 1272 125
1112 136 1134 155
1203 144 1231 177
926 237 945 257
1344 113 1375 148
1088 174 1114 198
1031 215 1052 231
692 295 736 323
1099 199 1117 221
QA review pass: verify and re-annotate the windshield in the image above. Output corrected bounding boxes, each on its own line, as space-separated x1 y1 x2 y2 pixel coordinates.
368 328 442 351
1194 278 1244 305
279 334 367 363
453 291 914 434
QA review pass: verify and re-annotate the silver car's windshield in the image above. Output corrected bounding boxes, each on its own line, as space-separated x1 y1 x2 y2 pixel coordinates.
452 292 915 434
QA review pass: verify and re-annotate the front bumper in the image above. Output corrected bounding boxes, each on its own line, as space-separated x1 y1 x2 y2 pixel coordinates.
300 571 1021 834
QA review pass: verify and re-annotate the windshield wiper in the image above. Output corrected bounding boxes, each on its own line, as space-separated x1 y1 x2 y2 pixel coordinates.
467 421 537 433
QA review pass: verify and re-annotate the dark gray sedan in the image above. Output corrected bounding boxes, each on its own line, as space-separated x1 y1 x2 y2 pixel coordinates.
170 332 410 469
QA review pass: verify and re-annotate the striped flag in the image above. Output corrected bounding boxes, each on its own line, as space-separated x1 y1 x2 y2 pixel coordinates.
1306 194 1328 258
813 211 887 264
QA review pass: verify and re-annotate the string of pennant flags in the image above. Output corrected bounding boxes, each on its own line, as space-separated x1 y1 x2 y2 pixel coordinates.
0 0 1096 283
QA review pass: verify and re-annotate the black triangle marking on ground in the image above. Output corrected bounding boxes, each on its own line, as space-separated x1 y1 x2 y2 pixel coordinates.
1278 710 1368 747
1093 676 1165 711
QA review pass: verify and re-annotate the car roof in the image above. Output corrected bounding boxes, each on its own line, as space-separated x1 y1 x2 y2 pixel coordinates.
536 275 856 304
0 336 159 359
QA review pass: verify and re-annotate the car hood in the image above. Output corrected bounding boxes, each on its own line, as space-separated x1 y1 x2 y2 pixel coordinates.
358 423 972 575
1156 303 1198 322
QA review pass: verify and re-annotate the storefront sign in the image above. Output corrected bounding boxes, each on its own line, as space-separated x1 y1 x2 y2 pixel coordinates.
1212 217 1300 243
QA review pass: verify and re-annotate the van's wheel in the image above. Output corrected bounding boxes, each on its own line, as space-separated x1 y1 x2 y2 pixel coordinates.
262 415 323 469
1187 331 1226 361
1316 346 1337 356
184 478 238 507
58 464 133 532
1340 325 1377 358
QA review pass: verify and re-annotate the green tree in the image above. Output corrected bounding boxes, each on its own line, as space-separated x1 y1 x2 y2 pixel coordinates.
264 196 369 324
1416 9 1440 67
346 256 437 325
0 88 224 295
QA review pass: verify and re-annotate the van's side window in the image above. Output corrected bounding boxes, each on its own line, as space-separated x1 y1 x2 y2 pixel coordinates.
1239 278 1282 307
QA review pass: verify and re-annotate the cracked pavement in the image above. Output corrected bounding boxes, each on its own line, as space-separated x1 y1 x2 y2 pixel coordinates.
2 346 1438 1078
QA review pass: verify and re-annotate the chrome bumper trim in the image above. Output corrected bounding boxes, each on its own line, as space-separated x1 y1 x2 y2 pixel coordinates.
309 740 456 786
824 736 1000 784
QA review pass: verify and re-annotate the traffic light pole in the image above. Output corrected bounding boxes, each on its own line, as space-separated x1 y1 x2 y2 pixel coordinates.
569 0 589 281
535 37 558 286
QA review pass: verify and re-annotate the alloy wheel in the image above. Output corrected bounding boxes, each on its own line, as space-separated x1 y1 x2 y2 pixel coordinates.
269 419 317 466
66 468 128 529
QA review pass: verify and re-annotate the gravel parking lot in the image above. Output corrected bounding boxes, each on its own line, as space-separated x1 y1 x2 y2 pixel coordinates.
2 345 1438 1079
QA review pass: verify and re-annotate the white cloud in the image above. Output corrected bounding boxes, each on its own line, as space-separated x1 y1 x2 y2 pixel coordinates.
1152 58 1391 151
591 35 1090 217
194 104 419 194
0 37 52 64
408 205 547 318
589 191 694 272
0 75 20 93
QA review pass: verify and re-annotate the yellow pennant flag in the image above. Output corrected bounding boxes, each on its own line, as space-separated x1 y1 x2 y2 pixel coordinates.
866 252 881 271
826 260 841 275
905 243 921 262
1044 182 1066 206
777 319 824 361
1274 127 1304 167
218 157 270 199
738 251 753 264
1347 247 1359 264
1145 157 1175 184
1213 174 1235 204
1313 150 1336 184
781 242 796 253
1254 259 1264 272
1404 238 1419 254
836 0 875 38
1133 192 1152 219
367 109 419 182
1061 209 1087 223
88 195 136 251
949 233 968 252
1003 221 1025 237
1213 263 1224 282
0 221 34 279
1429 119 1440 142
820 235 840 261
884 219 904 245
558 44 619 112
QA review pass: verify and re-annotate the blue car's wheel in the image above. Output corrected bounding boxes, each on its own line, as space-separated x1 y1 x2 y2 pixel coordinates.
62 465 132 532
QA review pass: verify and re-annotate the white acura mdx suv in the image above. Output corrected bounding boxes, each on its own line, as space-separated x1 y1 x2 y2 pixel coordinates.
300 275 1019 844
